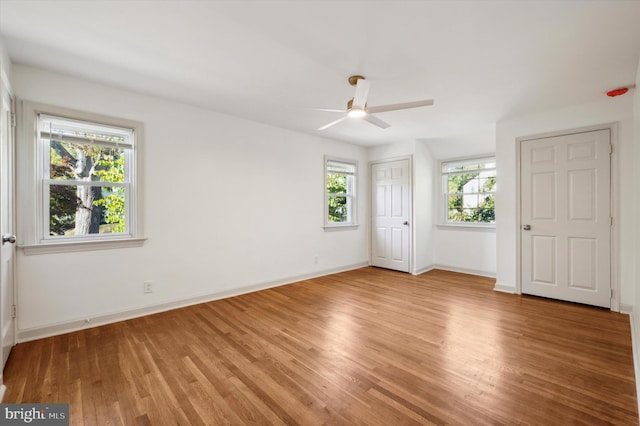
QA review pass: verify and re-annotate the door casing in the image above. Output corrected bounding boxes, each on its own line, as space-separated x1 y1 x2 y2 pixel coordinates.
515 123 619 311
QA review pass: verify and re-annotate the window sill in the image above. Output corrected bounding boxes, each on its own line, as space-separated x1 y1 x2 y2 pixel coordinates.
20 237 147 255
436 223 495 231
324 224 360 231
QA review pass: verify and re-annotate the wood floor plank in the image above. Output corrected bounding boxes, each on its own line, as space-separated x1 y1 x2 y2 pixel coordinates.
2 267 637 425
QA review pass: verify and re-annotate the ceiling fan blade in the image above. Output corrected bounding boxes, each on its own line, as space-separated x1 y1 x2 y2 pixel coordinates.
318 115 349 131
352 79 371 109
304 107 347 113
367 99 434 114
363 114 391 129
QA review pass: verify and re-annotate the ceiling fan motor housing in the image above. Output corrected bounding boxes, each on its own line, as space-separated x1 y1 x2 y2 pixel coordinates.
348 75 365 86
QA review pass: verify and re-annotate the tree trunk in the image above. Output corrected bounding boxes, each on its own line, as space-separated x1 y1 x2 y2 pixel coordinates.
73 149 103 235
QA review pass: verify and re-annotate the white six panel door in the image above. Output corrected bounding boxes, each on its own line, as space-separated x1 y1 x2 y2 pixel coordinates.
521 129 611 308
371 159 410 272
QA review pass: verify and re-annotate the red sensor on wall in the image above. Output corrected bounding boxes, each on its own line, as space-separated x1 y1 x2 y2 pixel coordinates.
606 84 635 97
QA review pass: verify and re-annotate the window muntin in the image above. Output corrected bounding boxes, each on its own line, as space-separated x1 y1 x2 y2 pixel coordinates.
442 156 496 225
39 114 135 239
325 158 356 226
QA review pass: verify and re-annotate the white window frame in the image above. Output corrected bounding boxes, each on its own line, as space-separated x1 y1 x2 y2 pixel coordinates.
439 155 496 228
18 101 145 254
324 156 358 229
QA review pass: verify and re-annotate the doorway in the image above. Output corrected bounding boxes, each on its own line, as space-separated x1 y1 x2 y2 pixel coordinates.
520 128 612 308
370 158 411 272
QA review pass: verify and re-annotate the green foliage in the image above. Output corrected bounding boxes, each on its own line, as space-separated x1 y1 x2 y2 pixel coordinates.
94 155 126 232
447 172 495 223
49 152 78 235
49 141 126 234
327 173 348 222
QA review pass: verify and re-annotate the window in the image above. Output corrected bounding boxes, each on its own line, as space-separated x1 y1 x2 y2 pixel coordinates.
19 101 144 253
441 156 496 225
325 157 357 227
40 114 135 238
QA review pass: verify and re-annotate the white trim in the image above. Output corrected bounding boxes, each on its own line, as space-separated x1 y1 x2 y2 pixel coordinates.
0 384 5 402
620 303 634 315
17 100 145 252
436 223 495 231
436 153 496 227
413 264 496 279
494 283 518 294
627 306 640 414
324 155 358 229
323 224 359 231
21 237 147 255
430 264 496 279
413 264 435 276
15 262 368 342
515 123 619 311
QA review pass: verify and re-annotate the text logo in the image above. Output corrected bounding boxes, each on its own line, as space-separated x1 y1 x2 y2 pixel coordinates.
1 404 69 425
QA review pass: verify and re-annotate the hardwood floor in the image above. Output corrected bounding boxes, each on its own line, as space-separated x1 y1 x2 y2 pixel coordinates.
3 267 638 425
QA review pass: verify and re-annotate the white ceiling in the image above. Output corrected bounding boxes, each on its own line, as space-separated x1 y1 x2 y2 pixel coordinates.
1 1 639 147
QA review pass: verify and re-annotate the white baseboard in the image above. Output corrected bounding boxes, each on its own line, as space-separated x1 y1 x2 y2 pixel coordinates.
429 264 496 279
620 303 634 315
494 283 518 294
627 306 640 415
413 264 435 275
17 262 368 343
0 384 5 402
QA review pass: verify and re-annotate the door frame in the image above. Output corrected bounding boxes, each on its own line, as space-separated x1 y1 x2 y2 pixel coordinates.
0 63 16 398
515 123 619 311
369 155 413 273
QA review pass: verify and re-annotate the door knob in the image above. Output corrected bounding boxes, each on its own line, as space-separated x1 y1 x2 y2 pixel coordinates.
522 225 531 231
2 234 16 245
403 221 409 226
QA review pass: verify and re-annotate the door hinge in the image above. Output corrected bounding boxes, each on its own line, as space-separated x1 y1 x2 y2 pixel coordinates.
11 304 16 319
610 216 614 226
10 112 16 128
609 143 613 154
611 288 613 299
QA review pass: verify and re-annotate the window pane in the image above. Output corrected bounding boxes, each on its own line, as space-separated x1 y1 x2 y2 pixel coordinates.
40 114 131 146
49 141 126 183
443 156 496 225
447 173 478 193
327 195 349 223
327 173 348 195
327 161 355 174
447 195 462 218
479 176 496 192
49 184 126 236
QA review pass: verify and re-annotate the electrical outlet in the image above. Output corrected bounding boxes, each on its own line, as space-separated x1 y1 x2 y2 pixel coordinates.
144 281 153 294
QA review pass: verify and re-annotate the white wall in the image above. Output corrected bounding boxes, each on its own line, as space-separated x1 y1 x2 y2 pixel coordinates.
413 141 436 273
632 55 640 406
0 37 11 83
13 65 369 339
424 127 497 277
368 140 432 274
635 59 640 313
495 95 636 306
367 136 497 277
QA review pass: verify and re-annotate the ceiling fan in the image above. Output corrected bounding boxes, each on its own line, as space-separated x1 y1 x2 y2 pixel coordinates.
316 75 434 131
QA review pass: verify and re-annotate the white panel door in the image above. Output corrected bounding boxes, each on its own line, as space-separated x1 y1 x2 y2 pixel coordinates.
0 87 15 370
371 159 410 272
521 129 611 308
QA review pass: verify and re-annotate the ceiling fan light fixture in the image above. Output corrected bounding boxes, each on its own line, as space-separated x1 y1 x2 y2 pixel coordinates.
347 108 367 118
